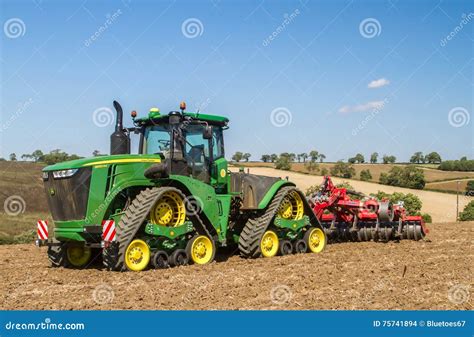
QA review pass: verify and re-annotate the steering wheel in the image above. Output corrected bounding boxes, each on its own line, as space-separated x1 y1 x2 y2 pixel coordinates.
158 139 170 150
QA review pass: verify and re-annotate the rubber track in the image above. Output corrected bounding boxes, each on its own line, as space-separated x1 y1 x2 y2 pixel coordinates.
103 187 212 271
238 186 296 258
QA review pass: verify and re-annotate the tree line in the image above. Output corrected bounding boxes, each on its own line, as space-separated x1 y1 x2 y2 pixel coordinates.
2 149 105 165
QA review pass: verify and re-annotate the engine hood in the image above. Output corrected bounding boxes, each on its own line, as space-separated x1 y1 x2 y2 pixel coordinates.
43 154 162 171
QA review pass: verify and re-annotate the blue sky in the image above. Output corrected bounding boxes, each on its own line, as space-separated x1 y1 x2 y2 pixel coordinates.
1 0 473 162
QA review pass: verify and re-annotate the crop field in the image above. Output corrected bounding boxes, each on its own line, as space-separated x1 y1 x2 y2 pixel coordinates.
0 221 471 310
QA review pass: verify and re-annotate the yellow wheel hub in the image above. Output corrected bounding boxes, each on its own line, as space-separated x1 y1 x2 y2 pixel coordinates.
277 190 304 220
189 236 214 265
66 245 92 267
307 228 326 253
150 191 186 227
260 230 279 257
125 239 150 271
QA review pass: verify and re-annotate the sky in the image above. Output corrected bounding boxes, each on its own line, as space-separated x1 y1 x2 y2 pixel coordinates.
1 0 473 162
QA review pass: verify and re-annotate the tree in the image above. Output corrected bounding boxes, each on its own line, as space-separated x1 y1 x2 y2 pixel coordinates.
330 161 355 178
379 166 425 189
466 181 474 196
270 154 278 163
9 153 17 161
232 152 243 162
438 159 474 171
301 153 308 163
288 153 296 162
410 152 425 164
275 155 291 170
31 150 44 162
321 167 329 176
92 150 102 157
371 191 423 215
360 169 372 181
370 152 378 164
382 155 396 164
459 200 474 221
242 153 251 162
425 151 442 164
309 150 319 162
42 149 82 165
348 157 357 164
21 154 33 161
305 161 319 173
354 153 365 163
261 154 271 163
319 154 326 163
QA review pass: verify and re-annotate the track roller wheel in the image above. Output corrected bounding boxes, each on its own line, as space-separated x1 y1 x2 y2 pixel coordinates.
151 251 169 269
124 239 150 272
260 230 279 257
186 235 215 265
294 239 307 253
170 249 188 267
66 245 92 268
279 239 293 255
304 227 326 253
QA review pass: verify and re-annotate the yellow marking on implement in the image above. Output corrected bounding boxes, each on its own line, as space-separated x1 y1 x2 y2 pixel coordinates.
83 158 162 167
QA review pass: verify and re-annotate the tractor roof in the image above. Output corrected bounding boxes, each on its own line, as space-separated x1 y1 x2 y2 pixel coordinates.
135 111 229 126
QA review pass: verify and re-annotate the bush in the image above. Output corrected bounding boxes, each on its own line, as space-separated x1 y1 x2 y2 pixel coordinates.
321 168 329 176
330 161 355 178
421 213 432 223
371 191 423 214
466 180 474 196
379 166 425 189
459 201 474 221
336 181 354 190
360 169 372 181
438 159 474 172
305 161 319 173
305 184 320 196
275 156 292 170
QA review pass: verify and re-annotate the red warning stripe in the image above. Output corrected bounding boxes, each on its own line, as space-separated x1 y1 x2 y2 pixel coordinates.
37 220 48 240
101 220 116 242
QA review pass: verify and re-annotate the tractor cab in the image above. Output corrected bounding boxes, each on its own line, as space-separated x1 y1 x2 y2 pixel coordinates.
112 101 229 187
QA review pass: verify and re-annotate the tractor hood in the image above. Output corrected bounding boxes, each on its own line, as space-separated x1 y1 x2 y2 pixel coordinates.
43 154 162 171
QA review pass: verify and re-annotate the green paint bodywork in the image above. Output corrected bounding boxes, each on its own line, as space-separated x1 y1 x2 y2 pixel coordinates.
145 221 194 239
274 215 310 232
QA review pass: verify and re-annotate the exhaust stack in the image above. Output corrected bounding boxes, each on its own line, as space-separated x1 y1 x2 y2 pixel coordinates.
110 100 130 155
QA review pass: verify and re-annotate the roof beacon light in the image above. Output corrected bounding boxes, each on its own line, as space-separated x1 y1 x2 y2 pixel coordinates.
180 101 186 112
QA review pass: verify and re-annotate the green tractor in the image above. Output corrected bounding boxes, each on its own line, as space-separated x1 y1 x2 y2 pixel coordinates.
39 101 326 271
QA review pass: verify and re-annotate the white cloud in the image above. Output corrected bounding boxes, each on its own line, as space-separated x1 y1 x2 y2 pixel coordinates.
368 78 390 89
338 100 386 113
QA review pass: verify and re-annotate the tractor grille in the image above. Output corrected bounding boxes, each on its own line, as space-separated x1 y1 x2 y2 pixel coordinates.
43 168 92 221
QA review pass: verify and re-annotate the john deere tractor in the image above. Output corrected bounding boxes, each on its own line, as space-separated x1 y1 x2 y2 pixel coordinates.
41 101 326 271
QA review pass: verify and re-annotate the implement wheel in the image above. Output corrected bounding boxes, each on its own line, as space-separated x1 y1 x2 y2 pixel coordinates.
305 227 326 253
260 230 279 257
277 190 304 220
66 245 92 268
186 235 215 265
150 191 186 227
124 239 150 271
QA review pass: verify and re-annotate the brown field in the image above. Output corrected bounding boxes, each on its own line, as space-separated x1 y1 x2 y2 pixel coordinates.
0 221 471 310
425 180 470 193
237 162 474 192
231 167 473 223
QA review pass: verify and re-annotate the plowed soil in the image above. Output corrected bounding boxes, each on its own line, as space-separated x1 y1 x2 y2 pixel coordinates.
1 222 472 310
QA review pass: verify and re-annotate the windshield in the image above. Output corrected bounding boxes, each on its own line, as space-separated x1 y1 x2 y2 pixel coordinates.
144 125 171 156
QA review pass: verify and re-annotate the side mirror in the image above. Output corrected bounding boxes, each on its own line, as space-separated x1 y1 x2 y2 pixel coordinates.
203 125 212 139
